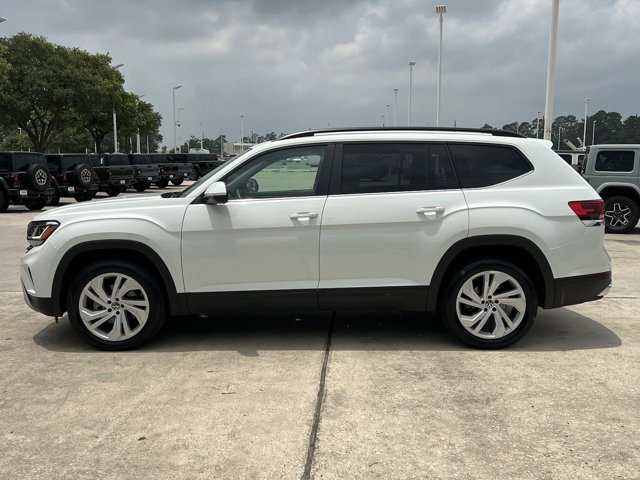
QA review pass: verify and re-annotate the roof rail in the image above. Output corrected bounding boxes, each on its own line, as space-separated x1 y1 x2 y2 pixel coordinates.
279 127 525 140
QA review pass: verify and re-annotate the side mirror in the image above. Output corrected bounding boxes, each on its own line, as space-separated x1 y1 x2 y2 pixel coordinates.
203 181 228 204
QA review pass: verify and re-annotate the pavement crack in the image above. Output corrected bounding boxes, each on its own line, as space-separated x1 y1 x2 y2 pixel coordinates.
300 311 335 480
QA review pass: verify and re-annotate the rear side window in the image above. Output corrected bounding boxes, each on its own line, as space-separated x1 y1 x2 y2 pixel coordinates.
558 154 572 164
0 153 9 170
340 143 457 194
595 150 635 172
448 144 532 188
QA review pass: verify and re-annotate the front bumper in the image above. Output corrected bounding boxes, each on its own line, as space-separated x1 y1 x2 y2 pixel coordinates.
551 271 612 308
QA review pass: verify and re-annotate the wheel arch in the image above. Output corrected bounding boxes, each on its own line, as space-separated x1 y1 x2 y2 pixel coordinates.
51 240 189 317
427 235 555 311
598 185 640 206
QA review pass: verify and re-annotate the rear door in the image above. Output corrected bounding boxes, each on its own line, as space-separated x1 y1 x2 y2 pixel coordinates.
318 142 468 310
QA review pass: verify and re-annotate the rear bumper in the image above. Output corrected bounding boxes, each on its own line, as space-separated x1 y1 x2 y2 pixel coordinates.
551 271 611 308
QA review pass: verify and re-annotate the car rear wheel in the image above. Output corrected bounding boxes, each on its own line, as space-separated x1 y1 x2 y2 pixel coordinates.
66 261 165 350
171 178 184 186
604 196 639 234
155 179 169 189
440 259 537 349
0 191 8 212
24 197 48 210
74 191 96 202
47 188 61 206
105 186 121 197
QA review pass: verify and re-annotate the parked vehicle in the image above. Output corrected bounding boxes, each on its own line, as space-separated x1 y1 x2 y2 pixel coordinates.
185 153 225 179
556 150 585 171
94 154 136 197
45 154 99 204
165 153 196 184
22 128 610 350
126 154 161 192
581 144 640 233
148 153 179 188
0 151 54 212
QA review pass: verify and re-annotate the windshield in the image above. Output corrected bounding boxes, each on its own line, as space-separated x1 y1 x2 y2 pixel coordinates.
176 150 252 198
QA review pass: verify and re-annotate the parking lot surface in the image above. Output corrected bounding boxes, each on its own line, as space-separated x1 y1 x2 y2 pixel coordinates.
1 187 639 479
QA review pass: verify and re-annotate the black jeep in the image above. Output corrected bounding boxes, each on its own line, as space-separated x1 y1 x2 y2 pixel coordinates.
95 154 136 197
45 154 100 204
0 151 54 212
126 154 161 191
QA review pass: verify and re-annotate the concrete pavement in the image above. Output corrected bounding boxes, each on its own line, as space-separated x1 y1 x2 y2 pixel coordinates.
1 190 638 479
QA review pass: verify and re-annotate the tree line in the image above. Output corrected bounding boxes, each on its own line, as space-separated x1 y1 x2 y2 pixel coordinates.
0 33 162 154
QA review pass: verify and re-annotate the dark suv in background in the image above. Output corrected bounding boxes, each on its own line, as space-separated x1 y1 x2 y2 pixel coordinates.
45 154 99 204
95 154 136 197
0 151 54 212
126 154 161 191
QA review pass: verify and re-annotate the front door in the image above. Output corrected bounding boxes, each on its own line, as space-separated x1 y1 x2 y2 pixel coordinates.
181 144 332 312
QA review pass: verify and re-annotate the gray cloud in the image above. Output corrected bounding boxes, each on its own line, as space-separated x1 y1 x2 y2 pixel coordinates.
2 0 639 147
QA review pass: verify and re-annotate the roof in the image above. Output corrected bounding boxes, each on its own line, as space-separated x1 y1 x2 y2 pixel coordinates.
279 127 524 141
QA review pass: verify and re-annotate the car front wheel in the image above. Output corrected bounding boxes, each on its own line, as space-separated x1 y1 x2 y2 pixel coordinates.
66 261 165 350
441 259 537 349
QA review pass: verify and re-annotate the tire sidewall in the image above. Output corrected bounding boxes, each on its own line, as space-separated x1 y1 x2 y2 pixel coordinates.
66 261 165 350
73 164 94 188
441 259 538 349
604 196 639 234
27 164 50 192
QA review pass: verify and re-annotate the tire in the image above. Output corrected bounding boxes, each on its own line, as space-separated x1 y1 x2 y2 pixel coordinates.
171 178 184 186
47 188 61 206
604 196 639 234
26 164 50 192
105 186 121 197
155 179 169 189
73 164 94 188
66 260 166 350
0 191 8 213
24 197 48 211
440 259 537 349
134 182 148 192
74 190 96 202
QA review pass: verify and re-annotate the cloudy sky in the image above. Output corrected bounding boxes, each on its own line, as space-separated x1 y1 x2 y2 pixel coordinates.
2 0 639 147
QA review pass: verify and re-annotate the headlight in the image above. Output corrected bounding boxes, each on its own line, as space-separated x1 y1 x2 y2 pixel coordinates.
27 220 60 248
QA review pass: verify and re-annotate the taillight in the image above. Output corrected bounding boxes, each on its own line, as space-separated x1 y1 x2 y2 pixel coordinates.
11 172 23 186
136 168 141 175
158 166 164 174
569 200 604 226
107 168 112 178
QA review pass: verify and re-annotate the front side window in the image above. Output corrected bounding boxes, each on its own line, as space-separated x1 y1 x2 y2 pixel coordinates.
595 150 635 172
225 145 327 199
448 144 532 188
339 143 457 194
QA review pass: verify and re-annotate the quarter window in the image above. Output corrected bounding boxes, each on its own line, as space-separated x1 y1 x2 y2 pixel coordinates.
595 150 635 172
225 145 327 199
339 143 457 194
448 144 532 188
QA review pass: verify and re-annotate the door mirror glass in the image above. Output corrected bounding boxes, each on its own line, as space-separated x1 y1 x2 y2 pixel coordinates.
203 181 228 204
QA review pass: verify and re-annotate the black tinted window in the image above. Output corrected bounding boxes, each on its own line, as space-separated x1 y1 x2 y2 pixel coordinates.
340 143 457 194
558 154 572 164
0 153 9 170
101 155 129 166
595 150 634 172
449 144 532 188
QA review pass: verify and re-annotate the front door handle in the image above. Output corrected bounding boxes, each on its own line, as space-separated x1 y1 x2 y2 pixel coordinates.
416 206 445 217
290 212 319 221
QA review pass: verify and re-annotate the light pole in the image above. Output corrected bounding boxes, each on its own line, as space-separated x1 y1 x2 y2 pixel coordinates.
583 97 591 148
436 5 447 127
172 85 182 153
381 114 385 127
537 111 542 138
592 121 597 145
136 94 145 154
385 104 390 128
112 63 124 153
543 0 560 140
220 129 224 157
177 108 185 152
393 88 398 126
240 114 244 151
557 123 562 150
408 61 416 125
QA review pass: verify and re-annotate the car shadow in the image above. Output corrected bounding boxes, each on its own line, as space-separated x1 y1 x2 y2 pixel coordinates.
33 307 621 354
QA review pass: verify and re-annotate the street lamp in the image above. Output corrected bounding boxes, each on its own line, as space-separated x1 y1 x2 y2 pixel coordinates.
583 97 591 148
592 120 597 145
177 108 185 152
240 114 244 152
385 104 390 128
172 85 183 153
112 63 124 153
557 123 563 150
393 88 399 126
537 111 542 138
543 0 560 140
436 5 446 127
136 94 145 154
408 61 416 125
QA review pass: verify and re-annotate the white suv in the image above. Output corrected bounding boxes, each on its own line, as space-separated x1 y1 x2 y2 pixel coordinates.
21 128 611 350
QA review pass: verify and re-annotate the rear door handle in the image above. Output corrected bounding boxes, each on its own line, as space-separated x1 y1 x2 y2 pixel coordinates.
416 206 445 217
290 212 318 221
